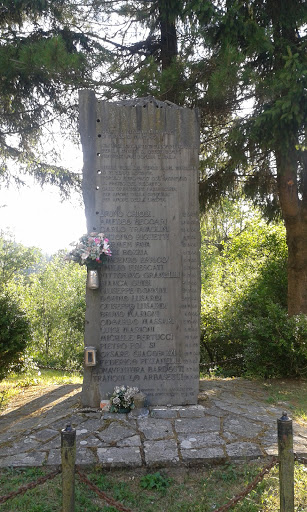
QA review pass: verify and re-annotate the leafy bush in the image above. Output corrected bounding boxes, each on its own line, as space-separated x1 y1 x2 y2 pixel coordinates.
140 472 171 493
200 213 307 377
0 293 31 380
243 310 307 378
14 254 86 370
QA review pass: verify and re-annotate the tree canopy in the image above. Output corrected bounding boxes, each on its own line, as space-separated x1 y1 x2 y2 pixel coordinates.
94 0 307 313
0 0 111 193
0 232 86 376
1 0 306 312
196 0 307 314
0 230 42 285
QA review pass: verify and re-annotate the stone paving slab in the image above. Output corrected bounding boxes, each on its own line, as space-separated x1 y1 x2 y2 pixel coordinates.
181 446 225 463
178 432 224 449
97 447 142 468
0 380 307 468
144 440 179 466
226 442 263 459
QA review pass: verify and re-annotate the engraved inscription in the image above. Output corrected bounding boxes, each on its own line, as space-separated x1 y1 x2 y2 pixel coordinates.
81 96 200 406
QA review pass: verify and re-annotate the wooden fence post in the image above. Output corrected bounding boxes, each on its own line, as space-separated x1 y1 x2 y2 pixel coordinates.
61 424 76 512
278 411 294 512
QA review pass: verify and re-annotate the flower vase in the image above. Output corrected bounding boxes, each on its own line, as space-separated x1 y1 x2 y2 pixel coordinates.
87 269 99 290
118 407 131 414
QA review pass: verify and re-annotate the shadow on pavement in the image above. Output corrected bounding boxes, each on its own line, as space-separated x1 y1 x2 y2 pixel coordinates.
0 384 82 433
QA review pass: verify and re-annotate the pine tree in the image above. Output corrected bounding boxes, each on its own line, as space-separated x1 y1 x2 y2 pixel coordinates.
196 0 307 314
2 1 306 313
100 1 307 314
0 0 109 193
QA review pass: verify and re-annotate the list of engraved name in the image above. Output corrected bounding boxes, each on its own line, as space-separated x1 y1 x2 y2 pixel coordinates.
94 128 199 402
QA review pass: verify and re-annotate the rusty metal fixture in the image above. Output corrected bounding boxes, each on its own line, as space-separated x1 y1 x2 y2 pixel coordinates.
76 467 133 512
212 458 278 512
0 469 61 504
295 455 307 465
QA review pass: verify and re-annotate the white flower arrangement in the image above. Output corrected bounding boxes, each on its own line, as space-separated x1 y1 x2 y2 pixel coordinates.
109 385 139 413
66 232 111 269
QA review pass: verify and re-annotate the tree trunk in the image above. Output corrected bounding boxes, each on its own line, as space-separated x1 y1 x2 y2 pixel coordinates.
158 0 178 104
276 147 307 315
271 0 307 315
160 16 177 72
284 216 307 315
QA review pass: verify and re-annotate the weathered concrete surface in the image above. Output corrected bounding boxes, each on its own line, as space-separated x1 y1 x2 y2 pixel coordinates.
1 379 307 468
79 92 201 407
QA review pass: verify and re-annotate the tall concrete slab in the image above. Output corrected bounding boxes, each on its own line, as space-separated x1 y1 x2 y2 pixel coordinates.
79 92 200 407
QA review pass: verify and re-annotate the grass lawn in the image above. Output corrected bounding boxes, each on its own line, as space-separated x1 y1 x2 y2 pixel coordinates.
0 368 82 410
0 461 307 511
263 379 307 424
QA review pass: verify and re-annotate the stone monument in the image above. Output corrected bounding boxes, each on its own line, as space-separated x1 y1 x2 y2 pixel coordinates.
79 91 200 407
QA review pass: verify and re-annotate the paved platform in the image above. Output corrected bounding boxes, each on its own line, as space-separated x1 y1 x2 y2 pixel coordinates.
1 379 307 468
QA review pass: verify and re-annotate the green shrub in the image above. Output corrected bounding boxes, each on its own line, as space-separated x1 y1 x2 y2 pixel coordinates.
15 255 86 370
140 472 171 493
0 293 31 380
200 216 307 377
243 310 307 378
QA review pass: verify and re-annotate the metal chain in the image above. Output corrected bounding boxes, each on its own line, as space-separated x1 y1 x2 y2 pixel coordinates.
76 466 134 512
0 468 62 504
211 457 278 512
0 456 284 510
295 454 307 466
